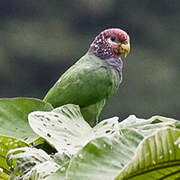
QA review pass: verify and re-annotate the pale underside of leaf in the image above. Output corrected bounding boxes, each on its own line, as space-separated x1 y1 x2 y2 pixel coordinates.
28 104 119 155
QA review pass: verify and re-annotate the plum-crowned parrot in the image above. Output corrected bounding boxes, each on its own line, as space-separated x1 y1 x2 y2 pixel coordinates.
44 28 130 127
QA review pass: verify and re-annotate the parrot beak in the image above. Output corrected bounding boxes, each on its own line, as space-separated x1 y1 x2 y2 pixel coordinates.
118 42 130 58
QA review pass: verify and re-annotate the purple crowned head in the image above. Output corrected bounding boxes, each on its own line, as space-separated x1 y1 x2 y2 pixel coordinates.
89 28 130 61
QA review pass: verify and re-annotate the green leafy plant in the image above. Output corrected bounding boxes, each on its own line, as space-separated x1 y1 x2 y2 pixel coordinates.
0 98 179 180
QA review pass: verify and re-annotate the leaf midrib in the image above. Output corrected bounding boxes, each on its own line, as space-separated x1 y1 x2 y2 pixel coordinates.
125 160 180 179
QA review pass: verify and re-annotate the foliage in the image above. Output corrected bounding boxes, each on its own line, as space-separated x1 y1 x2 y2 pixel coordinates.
0 98 53 143
0 101 179 179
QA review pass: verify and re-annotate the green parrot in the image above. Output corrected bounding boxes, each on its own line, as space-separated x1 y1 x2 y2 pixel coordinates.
44 28 130 127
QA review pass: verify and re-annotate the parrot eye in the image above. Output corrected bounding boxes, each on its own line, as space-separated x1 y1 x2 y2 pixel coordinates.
110 36 116 42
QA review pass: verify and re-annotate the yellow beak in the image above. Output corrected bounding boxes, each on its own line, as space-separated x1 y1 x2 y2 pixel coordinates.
118 42 130 58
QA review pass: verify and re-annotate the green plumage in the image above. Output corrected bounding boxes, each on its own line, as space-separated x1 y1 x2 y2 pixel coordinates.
43 52 122 127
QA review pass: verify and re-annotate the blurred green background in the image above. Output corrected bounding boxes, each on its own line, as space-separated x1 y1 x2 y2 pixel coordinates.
0 0 179 121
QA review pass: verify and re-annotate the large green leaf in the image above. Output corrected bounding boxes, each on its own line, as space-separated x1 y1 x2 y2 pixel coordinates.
0 97 53 143
116 127 180 180
28 104 119 155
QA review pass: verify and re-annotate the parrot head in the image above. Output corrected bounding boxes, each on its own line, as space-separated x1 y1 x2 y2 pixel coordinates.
90 28 130 60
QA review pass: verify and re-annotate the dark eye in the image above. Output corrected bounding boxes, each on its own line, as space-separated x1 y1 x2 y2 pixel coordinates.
110 36 116 42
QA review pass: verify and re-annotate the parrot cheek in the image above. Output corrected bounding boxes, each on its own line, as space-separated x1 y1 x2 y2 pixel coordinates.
112 44 120 55
113 48 119 55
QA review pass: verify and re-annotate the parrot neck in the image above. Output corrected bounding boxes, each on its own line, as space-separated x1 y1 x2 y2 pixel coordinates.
105 57 123 72
88 49 123 73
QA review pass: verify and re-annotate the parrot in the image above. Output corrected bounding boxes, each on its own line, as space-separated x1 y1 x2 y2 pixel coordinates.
44 28 130 127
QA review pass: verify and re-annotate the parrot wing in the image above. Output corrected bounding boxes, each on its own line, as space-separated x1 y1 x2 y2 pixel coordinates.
44 55 113 108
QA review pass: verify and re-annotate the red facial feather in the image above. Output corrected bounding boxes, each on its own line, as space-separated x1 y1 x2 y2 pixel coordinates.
102 28 129 42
